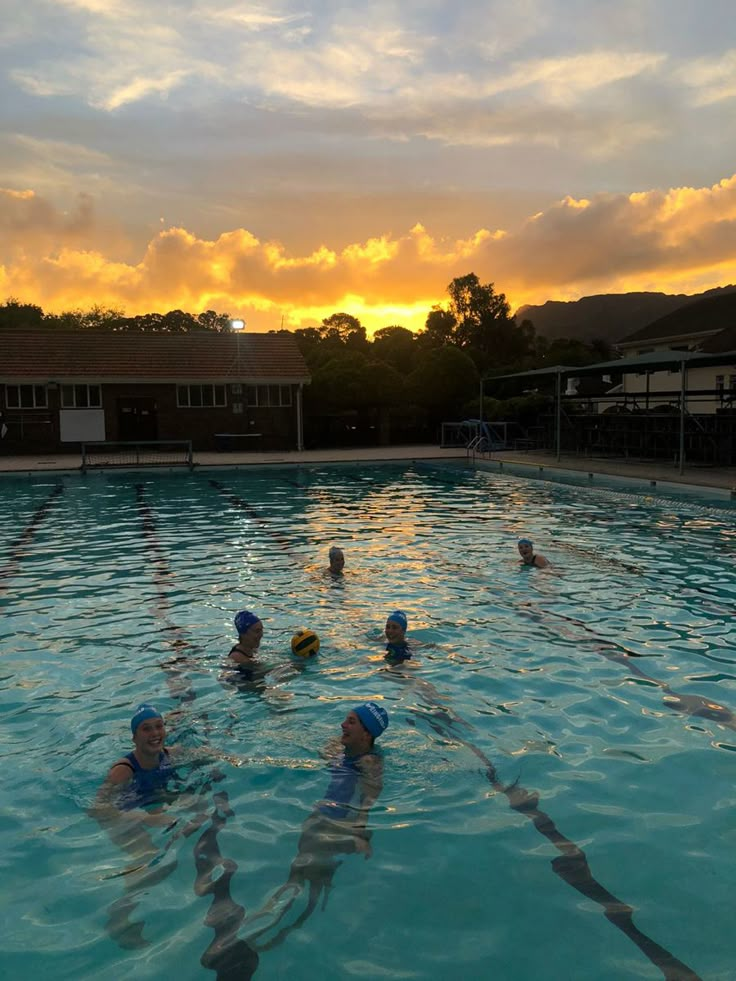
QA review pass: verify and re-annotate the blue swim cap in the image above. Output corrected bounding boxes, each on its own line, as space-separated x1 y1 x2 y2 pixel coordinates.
234 610 261 635
518 538 533 547
387 610 407 632
131 703 162 734
353 702 389 738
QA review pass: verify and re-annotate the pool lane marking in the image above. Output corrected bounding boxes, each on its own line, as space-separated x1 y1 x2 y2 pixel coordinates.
135 483 198 706
413 540 736 733
193 790 259 980
528 604 736 732
134 483 259 976
474 737 702 981
406 699 703 981
0 484 64 591
208 478 310 567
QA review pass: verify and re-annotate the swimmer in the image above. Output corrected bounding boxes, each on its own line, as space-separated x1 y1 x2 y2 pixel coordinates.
93 704 181 827
517 537 549 569
90 704 190 949
224 610 300 696
229 610 265 668
384 609 412 663
328 546 345 575
242 702 388 950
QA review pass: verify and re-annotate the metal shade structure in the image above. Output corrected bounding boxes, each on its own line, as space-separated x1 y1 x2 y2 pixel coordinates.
485 350 736 473
482 365 577 462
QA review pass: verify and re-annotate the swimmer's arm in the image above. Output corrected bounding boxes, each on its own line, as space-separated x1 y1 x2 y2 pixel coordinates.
348 756 383 856
353 755 383 828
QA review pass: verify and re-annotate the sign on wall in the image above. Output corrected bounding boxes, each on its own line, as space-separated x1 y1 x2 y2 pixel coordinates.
60 409 106 442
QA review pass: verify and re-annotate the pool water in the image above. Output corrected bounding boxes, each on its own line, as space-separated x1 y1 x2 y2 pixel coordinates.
1 462 735 981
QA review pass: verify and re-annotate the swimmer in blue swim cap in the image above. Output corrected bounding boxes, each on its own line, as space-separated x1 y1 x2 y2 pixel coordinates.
230 610 264 666
93 704 178 821
517 537 549 569
91 706 193 949
241 702 387 949
384 610 411 662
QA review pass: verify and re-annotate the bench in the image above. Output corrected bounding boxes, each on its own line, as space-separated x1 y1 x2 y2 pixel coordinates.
214 433 263 452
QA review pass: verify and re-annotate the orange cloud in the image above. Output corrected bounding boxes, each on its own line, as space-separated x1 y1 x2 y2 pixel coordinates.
2 176 736 334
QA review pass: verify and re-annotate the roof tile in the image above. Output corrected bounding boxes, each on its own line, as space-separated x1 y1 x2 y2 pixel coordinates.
0 330 310 382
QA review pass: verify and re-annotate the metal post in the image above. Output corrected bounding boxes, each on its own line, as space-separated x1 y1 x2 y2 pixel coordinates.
556 371 561 462
296 383 304 452
479 378 484 425
679 360 686 475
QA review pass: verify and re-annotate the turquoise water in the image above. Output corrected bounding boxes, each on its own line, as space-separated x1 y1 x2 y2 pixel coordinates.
1 462 735 981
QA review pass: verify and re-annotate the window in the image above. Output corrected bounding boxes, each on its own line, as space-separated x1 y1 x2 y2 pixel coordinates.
61 384 101 408
5 384 47 409
177 384 227 408
244 384 292 407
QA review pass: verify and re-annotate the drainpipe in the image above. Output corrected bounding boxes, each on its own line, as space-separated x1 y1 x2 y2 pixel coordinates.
679 360 686 475
296 383 304 452
556 371 562 461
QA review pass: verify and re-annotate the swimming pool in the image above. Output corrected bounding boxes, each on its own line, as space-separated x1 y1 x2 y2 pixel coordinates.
1 462 734 980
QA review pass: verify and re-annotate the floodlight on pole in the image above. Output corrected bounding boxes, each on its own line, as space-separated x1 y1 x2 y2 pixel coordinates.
230 319 245 375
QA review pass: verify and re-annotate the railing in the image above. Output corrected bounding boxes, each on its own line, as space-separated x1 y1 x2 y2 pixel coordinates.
81 440 193 471
465 434 489 462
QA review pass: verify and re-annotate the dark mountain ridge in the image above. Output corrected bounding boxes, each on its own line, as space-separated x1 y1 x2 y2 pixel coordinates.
517 285 736 344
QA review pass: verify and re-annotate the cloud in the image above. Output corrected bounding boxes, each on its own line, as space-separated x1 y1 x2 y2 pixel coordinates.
676 49 736 105
0 188 98 249
2 174 736 332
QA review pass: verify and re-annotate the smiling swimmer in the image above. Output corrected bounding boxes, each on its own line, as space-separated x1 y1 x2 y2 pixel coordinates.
517 537 549 569
384 610 411 662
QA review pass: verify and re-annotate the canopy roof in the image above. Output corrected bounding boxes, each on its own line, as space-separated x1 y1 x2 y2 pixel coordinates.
490 349 736 382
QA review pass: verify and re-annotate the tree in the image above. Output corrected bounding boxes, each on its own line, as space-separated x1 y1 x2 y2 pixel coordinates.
307 351 374 413
421 307 456 348
0 298 44 330
42 305 125 330
425 273 535 370
448 272 511 340
372 326 417 374
320 312 367 349
197 310 232 332
408 345 479 425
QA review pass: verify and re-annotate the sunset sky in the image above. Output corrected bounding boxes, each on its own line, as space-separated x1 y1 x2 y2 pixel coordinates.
2 0 736 335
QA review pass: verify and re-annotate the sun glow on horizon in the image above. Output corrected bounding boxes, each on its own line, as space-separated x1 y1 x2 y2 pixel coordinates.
2 173 736 335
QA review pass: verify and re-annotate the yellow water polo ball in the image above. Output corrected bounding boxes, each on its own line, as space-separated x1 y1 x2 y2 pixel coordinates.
291 628 320 658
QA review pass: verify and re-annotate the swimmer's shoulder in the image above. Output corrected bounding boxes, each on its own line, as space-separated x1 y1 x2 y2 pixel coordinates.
358 751 383 775
107 756 136 785
228 645 262 666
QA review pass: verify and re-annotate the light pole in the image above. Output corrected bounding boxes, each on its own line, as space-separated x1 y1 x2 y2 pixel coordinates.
230 319 245 376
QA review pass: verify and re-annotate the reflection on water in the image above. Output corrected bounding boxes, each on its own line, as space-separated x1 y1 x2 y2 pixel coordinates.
1 464 734 980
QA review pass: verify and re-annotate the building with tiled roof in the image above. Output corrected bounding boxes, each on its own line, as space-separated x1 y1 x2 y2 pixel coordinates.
0 329 311 453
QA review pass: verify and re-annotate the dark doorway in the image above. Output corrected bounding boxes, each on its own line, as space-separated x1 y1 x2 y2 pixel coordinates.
117 397 158 441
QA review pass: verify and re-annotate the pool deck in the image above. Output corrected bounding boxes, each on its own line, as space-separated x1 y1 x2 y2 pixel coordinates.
1 444 735 493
